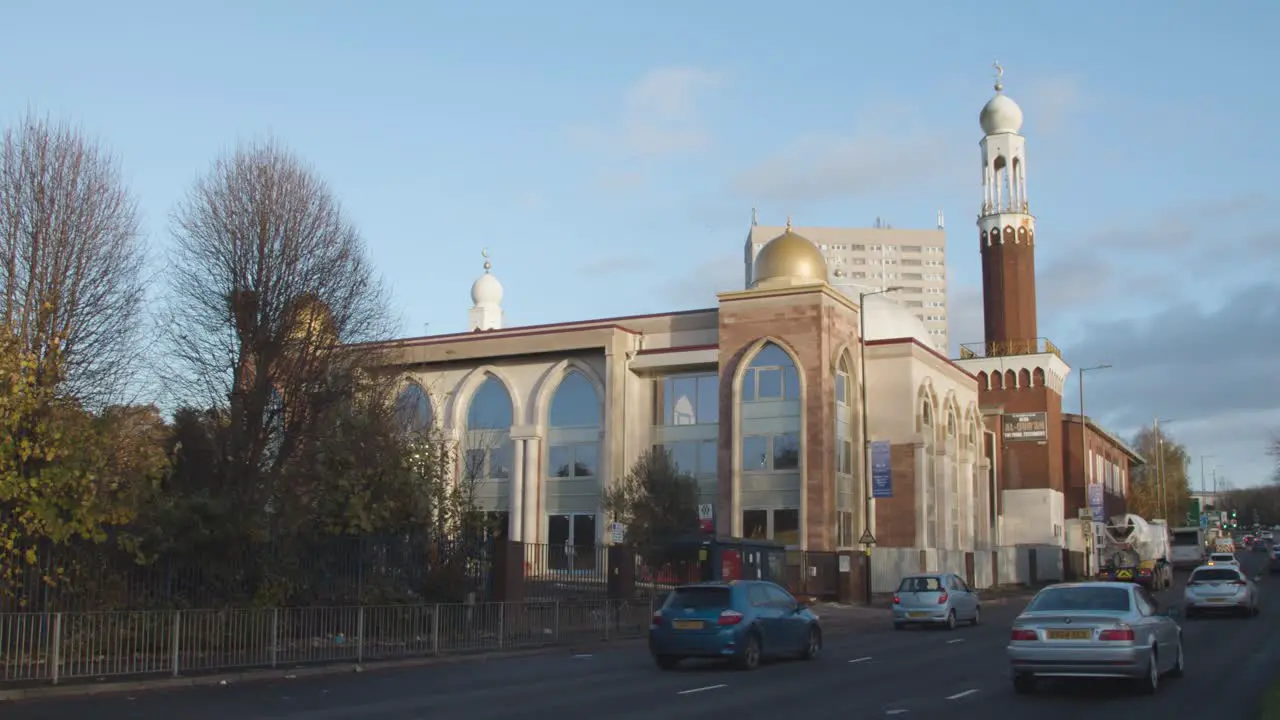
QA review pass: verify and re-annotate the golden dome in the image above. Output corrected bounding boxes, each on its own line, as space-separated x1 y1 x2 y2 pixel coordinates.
287 294 337 348
750 219 829 290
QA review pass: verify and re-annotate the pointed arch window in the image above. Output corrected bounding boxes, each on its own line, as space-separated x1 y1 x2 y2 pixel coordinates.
741 343 800 402
395 382 433 432
464 376 514 482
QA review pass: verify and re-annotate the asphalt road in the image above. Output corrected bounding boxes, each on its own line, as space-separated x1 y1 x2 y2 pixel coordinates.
7 551 1280 719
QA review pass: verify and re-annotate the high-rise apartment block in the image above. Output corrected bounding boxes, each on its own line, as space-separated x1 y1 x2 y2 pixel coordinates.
744 219 950 352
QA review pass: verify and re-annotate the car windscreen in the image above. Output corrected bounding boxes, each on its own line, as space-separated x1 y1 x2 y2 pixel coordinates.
1211 554 1236 562
1189 568 1241 584
666 586 731 610
1025 586 1131 612
1171 533 1200 546
898 576 943 592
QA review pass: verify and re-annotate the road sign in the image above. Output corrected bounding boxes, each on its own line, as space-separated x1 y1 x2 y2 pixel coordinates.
609 522 625 544
858 529 877 547
697 503 714 533
1200 513 1209 529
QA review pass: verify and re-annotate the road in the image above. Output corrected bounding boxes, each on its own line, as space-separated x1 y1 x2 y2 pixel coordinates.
7 552 1280 719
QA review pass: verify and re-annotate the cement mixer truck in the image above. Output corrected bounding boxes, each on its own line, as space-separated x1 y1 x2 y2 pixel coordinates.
1095 514 1174 590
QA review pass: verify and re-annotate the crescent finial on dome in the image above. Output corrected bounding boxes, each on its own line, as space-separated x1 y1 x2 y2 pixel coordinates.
992 60 1005 92
785 215 793 232
481 248 491 272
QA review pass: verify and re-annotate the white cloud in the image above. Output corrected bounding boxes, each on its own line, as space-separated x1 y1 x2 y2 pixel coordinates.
731 118 964 209
573 67 722 159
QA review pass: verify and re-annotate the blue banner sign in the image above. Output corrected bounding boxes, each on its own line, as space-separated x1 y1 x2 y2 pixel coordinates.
1087 483 1105 522
871 441 893 498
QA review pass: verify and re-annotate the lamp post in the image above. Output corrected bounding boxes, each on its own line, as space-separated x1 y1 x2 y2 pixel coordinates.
858 285 902 606
1152 417 1178 521
1078 364 1111 516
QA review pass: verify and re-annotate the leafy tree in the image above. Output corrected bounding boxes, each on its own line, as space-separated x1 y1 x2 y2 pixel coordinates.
602 448 700 550
1128 425 1192 523
0 329 163 607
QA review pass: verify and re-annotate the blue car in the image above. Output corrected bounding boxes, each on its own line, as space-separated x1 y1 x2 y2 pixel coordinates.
648 580 822 671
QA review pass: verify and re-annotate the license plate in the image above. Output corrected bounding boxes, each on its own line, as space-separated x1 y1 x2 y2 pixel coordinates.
1046 629 1091 640
1116 570 1133 579
672 620 704 630
907 612 928 618
1206 597 1227 603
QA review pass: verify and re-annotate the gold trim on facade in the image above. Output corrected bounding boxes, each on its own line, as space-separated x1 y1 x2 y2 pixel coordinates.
957 337 1061 360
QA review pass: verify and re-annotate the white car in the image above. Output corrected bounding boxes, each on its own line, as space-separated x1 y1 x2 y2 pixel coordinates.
1207 552 1239 567
1184 564 1259 618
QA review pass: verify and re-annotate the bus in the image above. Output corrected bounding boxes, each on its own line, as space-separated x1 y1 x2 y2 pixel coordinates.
1169 526 1206 569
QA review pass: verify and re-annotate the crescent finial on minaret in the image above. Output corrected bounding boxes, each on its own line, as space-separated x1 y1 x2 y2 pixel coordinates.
482 248 491 272
992 61 1005 92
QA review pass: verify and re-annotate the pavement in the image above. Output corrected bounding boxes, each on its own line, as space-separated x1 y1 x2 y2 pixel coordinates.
5 553 1280 719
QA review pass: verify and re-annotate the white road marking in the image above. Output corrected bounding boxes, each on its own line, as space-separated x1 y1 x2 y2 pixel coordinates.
849 656 874 663
678 684 728 695
571 654 593 660
946 638 965 644
885 710 909 715
945 689 980 700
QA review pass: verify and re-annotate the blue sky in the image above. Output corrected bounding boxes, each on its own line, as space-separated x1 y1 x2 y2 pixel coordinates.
3 0 1278 487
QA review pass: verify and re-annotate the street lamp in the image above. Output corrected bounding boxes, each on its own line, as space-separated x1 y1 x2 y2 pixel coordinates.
1153 417 1179 521
1078 364 1112 512
858 285 902 605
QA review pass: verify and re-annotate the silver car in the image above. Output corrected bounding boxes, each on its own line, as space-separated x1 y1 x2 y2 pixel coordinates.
1007 582 1183 695
891 572 980 630
1183 564 1260 617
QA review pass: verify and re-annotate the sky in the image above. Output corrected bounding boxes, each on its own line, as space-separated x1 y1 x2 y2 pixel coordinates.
3 0 1277 487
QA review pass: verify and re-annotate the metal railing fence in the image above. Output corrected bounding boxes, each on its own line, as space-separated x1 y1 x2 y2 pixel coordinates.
0 597 658 688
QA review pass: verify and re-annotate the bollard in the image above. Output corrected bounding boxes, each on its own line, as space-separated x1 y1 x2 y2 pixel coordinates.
171 611 182 677
431 604 441 656
270 608 280 668
50 613 63 686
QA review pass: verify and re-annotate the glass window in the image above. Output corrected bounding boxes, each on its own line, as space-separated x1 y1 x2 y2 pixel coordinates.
696 375 719 423
835 373 847 407
656 374 719 425
549 445 572 477
773 433 800 470
743 343 800 402
668 376 698 425
394 382 432 431
838 439 854 475
488 443 512 479
463 448 487 480
549 372 600 427
774 509 800 546
572 514 596 547
573 444 598 478
742 436 769 471
838 511 853 547
756 368 782 399
697 441 717 477
663 441 698 476
667 586 731 610
743 510 768 539
467 376 514 429
550 444 597 478
1026 586 1131 612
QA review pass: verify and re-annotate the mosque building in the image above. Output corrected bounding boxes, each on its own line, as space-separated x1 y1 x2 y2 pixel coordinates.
364 67 1142 586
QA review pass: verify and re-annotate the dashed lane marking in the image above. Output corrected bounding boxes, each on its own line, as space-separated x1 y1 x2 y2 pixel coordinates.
885 709 909 715
678 684 728 695
946 638 965 644
849 656 874 663
945 689 980 700
571 654 593 660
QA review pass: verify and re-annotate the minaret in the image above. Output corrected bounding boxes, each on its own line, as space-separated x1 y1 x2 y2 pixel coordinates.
468 250 504 331
977 62 1038 354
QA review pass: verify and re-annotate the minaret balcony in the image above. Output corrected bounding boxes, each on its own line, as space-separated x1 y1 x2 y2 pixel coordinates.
958 337 1061 360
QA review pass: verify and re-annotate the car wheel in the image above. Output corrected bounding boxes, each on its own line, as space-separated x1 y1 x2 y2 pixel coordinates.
1185 607 1198 620
1252 604 1261 617
654 655 681 671
971 606 981 626
1012 674 1036 694
892 622 904 631
735 633 761 671
1133 648 1159 695
801 626 822 660
1168 636 1184 678
945 610 957 631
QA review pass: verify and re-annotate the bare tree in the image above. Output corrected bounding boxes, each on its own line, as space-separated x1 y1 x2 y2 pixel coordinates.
0 113 147 402
160 138 396 513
